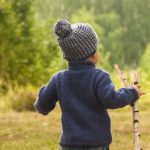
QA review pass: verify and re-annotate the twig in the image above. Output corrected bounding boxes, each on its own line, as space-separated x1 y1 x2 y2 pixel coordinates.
114 64 142 150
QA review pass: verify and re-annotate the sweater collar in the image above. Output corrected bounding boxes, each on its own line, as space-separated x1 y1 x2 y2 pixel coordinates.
68 60 95 70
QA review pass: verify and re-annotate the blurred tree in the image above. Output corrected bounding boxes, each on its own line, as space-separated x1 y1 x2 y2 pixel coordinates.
0 0 17 81
96 12 124 66
82 0 150 67
140 43 150 79
0 0 150 86
0 0 59 85
119 0 150 67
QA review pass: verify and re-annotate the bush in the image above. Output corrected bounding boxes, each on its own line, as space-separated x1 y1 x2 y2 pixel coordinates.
11 86 37 111
0 84 38 112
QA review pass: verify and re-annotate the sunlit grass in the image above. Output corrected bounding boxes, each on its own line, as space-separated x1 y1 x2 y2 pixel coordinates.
0 105 150 150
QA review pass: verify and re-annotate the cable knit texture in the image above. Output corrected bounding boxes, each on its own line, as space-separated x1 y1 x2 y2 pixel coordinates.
34 60 139 148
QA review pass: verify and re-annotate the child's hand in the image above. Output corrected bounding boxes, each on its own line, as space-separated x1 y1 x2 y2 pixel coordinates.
133 84 145 98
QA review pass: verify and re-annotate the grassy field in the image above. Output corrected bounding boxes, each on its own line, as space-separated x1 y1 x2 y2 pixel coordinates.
0 105 150 150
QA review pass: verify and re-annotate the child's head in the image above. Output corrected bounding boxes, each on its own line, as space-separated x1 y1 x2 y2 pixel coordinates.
54 19 99 64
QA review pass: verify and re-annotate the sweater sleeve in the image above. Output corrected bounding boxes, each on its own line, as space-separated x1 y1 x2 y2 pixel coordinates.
95 72 139 109
34 75 58 115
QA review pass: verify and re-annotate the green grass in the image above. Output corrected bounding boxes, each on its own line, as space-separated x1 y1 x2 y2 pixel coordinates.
0 105 150 150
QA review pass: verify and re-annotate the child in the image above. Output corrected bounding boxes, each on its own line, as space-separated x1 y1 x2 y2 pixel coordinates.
34 19 142 150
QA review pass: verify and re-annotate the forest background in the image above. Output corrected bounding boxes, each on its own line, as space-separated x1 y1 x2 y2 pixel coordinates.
0 0 150 149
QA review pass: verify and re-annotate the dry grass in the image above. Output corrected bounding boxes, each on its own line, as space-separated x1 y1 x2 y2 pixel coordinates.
110 109 150 150
0 105 150 150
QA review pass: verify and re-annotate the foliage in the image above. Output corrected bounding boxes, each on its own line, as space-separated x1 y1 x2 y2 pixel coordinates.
0 0 150 85
0 0 59 86
0 82 37 112
140 43 150 80
11 86 37 111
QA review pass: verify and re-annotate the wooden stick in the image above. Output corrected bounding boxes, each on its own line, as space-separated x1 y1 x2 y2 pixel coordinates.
114 65 142 150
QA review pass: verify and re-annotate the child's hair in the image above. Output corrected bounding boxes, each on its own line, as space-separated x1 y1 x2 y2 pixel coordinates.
54 19 99 62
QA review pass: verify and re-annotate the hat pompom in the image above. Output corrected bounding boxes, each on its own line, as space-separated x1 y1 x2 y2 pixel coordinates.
55 19 72 38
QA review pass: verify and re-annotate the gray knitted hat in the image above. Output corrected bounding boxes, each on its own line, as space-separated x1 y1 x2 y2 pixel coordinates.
54 19 98 61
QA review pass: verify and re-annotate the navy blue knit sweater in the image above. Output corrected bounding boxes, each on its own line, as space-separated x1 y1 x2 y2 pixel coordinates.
34 60 138 147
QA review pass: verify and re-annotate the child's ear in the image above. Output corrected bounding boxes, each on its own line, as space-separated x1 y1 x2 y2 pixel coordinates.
92 55 96 58
94 51 99 58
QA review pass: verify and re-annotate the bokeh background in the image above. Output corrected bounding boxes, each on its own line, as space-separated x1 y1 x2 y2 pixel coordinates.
0 0 150 150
